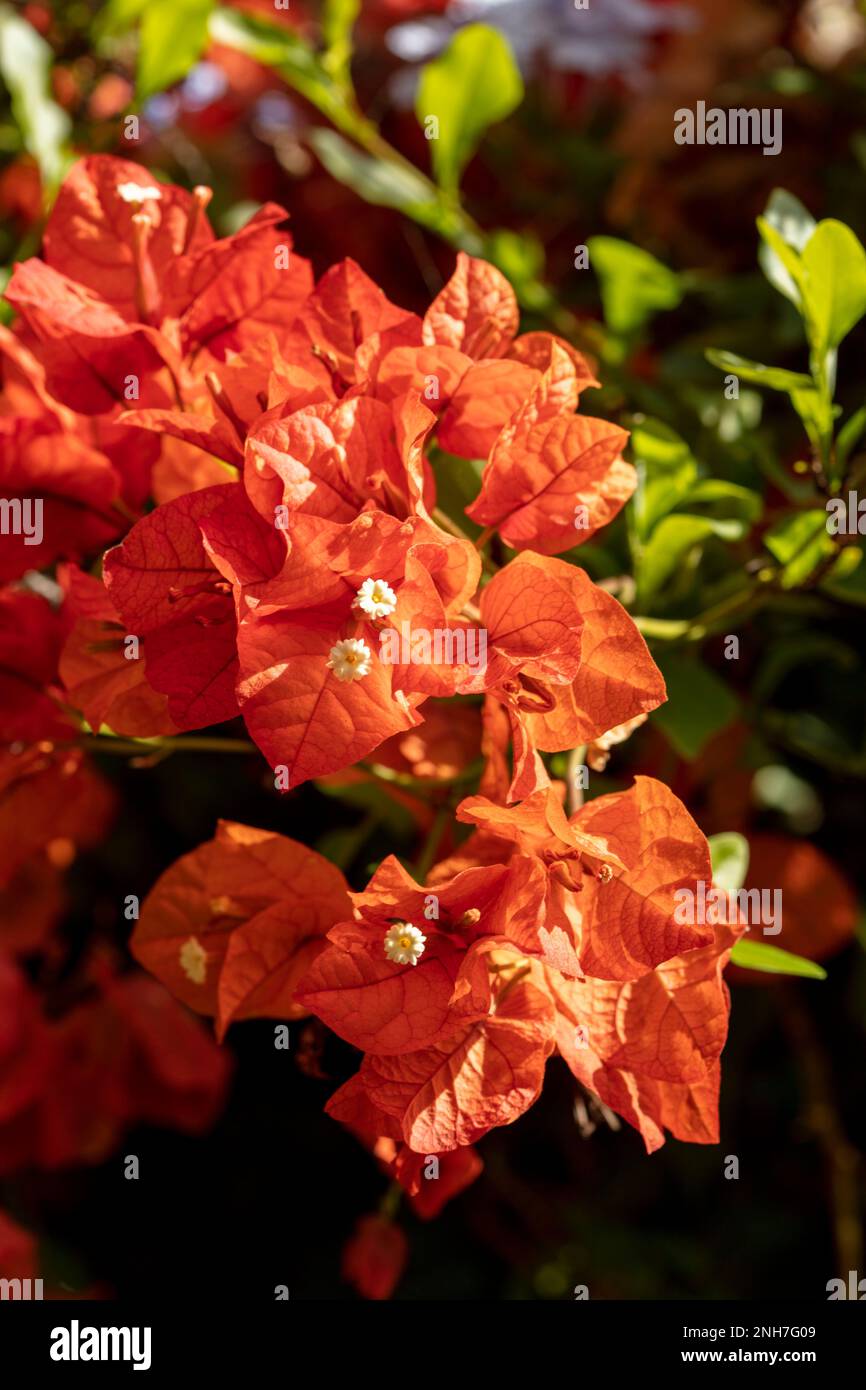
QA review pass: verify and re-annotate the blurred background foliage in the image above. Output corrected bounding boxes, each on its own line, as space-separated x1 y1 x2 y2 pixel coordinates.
2 0 866 1299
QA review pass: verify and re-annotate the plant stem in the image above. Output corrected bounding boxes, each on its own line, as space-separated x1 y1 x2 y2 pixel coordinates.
412 803 452 881
567 745 587 815
71 734 256 757
780 985 863 1278
431 508 497 573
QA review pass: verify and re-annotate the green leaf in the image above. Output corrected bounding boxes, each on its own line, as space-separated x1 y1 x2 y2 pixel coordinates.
705 348 813 395
588 236 682 337
681 479 763 527
630 417 697 540
653 654 739 759
708 833 750 892
308 127 441 221
429 449 485 540
138 0 215 103
92 0 149 41
836 404 866 471
821 546 866 606
485 227 546 297
209 7 345 123
0 4 72 192
757 188 815 306
416 24 523 195
763 509 834 587
730 938 826 980
752 765 822 831
801 219 866 353
638 514 741 600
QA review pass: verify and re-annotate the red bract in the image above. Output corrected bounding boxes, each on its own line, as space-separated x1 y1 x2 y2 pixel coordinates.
0 154 749 1278
464 553 665 800
372 1139 483 1219
58 564 178 737
6 157 314 397
548 920 739 1152
37 972 231 1167
0 746 114 890
341 1213 408 1301
131 821 351 1039
340 969 556 1152
0 958 231 1174
5 157 657 787
217 508 480 785
456 777 714 982
298 774 730 1154
465 345 635 553
0 586 73 742
0 416 122 582
296 854 536 1053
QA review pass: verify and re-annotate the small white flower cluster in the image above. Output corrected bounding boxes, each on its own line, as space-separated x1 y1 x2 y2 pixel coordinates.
327 579 398 682
383 922 427 966
355 577 398 620
326 637 372 682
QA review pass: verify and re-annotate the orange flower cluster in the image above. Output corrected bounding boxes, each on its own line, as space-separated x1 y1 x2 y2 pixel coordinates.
1 157 739 1243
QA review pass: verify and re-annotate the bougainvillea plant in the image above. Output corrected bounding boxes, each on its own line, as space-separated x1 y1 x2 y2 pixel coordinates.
2 153 754 1296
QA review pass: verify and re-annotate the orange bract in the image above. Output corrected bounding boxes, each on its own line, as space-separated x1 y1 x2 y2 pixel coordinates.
0 154 746 1236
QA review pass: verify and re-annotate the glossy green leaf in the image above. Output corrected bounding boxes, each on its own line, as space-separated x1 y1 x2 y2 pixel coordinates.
757 188 815 306
730 938 826 980
209 7 345 123
709 832 750 892
638 514 743 600
630 418 697 540
821 546 866 605
682 479 763 526
308 128 441 222
654 654 740 759
801 219 866 353
138 0 214 103
588 236 682 337
0 4 72 191
416 24 523 195
764 509 835 587
705 348 813 394
836 405 866 471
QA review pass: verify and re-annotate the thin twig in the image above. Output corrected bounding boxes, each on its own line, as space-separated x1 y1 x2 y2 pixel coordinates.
779 984 863 1278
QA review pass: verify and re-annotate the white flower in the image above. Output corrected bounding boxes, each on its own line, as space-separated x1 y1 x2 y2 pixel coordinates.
384 922 427 966
355 577 398 620
117 181 162 204
327 637 373 682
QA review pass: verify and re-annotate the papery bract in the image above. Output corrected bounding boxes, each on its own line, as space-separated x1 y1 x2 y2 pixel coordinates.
131 821 351 1038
